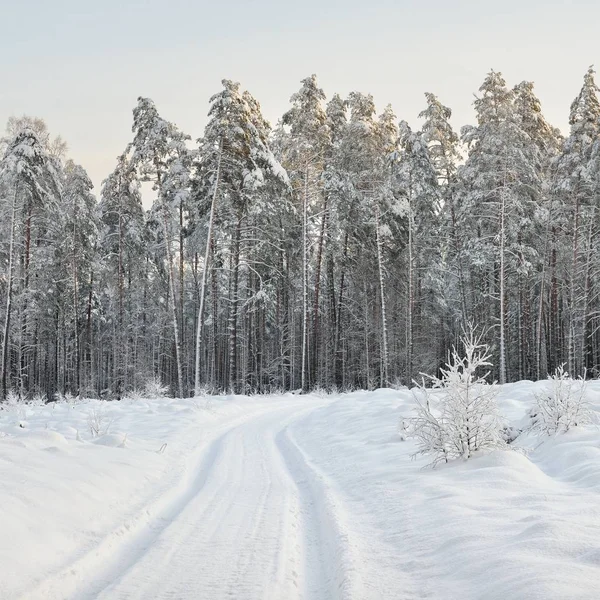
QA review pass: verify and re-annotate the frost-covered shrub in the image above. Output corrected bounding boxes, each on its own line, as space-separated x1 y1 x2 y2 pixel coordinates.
193 383 219 398
501 425 522 444
31 393 47 406
55 391 77 404
123 388 145 402
123 378 169 400
87 404 113 437
406 329 504 466
530 365 591 435
312 386 335 398
5 390 27 424
143 377 169 399
6 390 21 406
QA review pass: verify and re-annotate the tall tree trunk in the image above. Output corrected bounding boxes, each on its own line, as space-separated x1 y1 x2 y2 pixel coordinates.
581 207 594 374
549 228 559 372
311 195 327 387
536 217 551 380
301 165 309 392
228 211 243 393
569 185 581 375
162 208 184 398
179 198 185 388
211 239 218 389
72 208 81 395
194 140 222 395
375 203 389 386
20 204 33 395
498 171 508 384
448 190 468 326
85 270 94 393
1 183 18 400
334 230 349 388
117 201 125 398
407 203 414 383
154 162 184 398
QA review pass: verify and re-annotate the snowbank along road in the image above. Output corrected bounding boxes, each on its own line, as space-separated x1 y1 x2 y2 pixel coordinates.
3 386 600 599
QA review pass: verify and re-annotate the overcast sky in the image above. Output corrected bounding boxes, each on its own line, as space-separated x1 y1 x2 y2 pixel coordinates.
1 0 598 197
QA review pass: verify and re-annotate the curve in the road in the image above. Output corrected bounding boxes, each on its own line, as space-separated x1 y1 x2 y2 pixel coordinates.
24 398 364 600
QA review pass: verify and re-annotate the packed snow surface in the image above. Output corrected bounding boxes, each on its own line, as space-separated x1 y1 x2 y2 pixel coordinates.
1 383 600 599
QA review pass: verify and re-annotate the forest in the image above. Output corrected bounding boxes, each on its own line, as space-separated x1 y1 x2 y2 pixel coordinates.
0 67 598 399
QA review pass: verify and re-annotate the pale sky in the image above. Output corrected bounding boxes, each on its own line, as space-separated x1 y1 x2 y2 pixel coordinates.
1 0 598 198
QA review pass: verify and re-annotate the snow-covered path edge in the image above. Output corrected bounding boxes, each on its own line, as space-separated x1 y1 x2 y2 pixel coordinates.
21 412 245 599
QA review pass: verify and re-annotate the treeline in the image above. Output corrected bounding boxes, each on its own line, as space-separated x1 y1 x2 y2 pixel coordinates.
1 68 599 399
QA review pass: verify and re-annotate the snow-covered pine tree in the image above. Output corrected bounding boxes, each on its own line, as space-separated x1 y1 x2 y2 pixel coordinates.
395 120 440 382
322 93 350 388
281 75 330 391
0 129 61 400
373 104 400 386
512 81 562 379
61 162 98 395
552 67 600 377
196 80 288 393
419 93 466 339
459 71 540 383
98 153 146 397
128 97 191 398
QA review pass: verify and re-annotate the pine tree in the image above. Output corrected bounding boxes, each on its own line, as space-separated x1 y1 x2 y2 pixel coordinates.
281 74 330 391
99 153 146 397
552 67 600 377
396 121 439 381
419 93 466 336
128 97 191 397
460 71 540 383
0 129 61 399
512 81 562 379
61 162 98 395
196 80 288 392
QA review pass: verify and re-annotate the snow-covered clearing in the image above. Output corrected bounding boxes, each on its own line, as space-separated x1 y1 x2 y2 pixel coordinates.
1 383 600 599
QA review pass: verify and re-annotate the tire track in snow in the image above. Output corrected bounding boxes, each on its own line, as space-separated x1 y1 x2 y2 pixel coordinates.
94 401 325 599
275 424 368 599
22 419 238 600
19 402 304 600
23 397 369 600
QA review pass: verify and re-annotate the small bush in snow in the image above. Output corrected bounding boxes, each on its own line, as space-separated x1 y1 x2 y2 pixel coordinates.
6 390 27 424
143 378 169 399
312 386 335 398
501 425 522 444
193 383 219 398
55 391 77 404
530 365 591 435
87 405 113 437
123 388 145 402
31 393 47 406
6 390 21 406
406 328 504 466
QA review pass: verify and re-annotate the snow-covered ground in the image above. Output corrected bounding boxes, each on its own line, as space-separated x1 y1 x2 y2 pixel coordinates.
1 383 600 599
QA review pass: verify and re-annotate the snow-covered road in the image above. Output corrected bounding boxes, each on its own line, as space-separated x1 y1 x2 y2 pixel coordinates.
16 396 368 600
92 400 333 600
3 386 600 599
